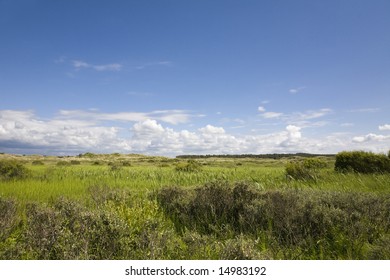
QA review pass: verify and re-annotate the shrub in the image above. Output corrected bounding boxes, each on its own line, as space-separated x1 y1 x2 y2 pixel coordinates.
285 158 326 180
0 197 17 242
175 160 202 172
79 152 96 158
70 160 81 165
121 161 131 167
31 160 44 165
0 160 30 180
335 151 390 174
157 182 390 259
56 161 71 166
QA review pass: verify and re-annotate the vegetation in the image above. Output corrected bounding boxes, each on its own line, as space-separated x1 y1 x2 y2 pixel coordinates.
335 151 390 174
285 158 327 181
0 160 30 180
175 160 202 172
0 151 389 260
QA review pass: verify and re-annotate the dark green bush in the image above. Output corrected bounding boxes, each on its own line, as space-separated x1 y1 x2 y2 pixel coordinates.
285 158 326 180
70 160 81 165
335 151 390 173
0 160 30 180
31 160 44 165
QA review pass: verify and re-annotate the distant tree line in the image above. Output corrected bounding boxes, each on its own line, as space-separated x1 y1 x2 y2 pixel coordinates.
176 153 335 160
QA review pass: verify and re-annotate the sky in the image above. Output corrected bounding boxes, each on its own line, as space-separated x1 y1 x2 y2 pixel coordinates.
0 0 389 156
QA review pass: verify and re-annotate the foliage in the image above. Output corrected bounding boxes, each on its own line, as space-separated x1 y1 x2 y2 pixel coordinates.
335 151 390 174
0 197 18 242
0 160 30 180
285 158 327 180
79 152 97 158
56 161 71 166
175 160 202 172
1 152 390 260
31 160 44 165
157 182 390 259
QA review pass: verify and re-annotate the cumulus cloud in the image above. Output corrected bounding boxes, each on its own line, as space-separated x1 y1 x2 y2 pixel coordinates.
199 125 225 134
258 106 266 112
379 124 390 131
352 133 390 143
2 110 390 156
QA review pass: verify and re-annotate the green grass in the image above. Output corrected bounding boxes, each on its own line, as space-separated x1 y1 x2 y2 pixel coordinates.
1 153 390 260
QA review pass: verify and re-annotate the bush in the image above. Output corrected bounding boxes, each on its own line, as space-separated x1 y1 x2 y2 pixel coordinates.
56 161 71 166
335 151 390 174
70 160 81 165
285 158 326 180
175 160 202 172
0 197 18 242
0 160 30 180
31 160 44 165
157 182 390 259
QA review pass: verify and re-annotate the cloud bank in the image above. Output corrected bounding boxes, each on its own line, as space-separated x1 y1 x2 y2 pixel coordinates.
1 110 389 156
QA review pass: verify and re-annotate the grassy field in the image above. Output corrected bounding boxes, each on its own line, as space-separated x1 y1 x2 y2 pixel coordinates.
1 153 389 259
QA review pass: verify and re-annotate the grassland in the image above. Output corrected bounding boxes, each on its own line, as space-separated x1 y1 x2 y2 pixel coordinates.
1 153 389 259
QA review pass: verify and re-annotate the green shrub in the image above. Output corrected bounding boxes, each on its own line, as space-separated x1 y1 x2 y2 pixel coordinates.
0 160 30 180
335 151 390 174
285 158 326 180
56 161 71 166
31 160 44 165
175 160 202 172
79 152 96 158
70 160 81 165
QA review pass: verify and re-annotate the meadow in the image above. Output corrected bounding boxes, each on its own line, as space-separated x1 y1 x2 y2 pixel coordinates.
0 152 389 259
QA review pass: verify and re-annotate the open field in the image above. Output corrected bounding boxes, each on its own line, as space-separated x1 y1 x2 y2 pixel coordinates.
1 153 390 259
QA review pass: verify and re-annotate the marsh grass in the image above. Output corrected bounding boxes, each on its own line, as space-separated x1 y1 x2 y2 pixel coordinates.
0 154 389 260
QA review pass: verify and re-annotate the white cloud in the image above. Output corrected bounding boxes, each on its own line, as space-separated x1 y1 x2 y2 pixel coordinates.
289 86 306 94
259 108 332 124
93 63 122 71
58 109 195 125
347 108 381 113
2 110 390 156
261 112 284 119
286 125 301 139
135 61 173 70
199 125 225 134
294 108 332 121
340 123 354 127
72 60 122 71
352 133 390 143
379 124 390 131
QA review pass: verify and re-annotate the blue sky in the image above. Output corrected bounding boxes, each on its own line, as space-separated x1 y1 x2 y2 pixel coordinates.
1 0 389 155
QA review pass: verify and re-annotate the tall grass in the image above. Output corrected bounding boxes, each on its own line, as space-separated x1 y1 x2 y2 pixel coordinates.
1 155 389 259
